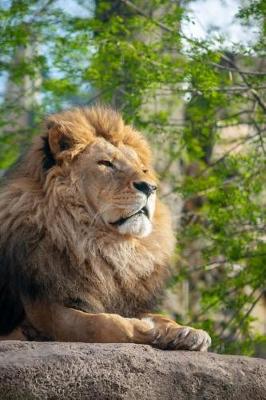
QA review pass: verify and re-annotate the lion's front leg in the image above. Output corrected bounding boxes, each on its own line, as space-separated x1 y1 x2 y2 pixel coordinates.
23 300 157 344
23 301 211 350
140 314 211 352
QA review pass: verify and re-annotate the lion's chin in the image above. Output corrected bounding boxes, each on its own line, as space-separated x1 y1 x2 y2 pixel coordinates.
116 214 152 238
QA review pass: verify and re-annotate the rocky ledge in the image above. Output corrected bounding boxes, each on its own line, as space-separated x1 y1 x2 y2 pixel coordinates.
0 341 265 400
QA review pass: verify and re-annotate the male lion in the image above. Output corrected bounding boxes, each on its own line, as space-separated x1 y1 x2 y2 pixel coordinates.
0 106 211 351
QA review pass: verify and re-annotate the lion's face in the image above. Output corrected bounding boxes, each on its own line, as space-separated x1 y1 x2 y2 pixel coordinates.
73 137 157 238
43 107 158 238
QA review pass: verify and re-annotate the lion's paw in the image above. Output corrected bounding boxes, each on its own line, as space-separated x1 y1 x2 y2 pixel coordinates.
153 325 211 352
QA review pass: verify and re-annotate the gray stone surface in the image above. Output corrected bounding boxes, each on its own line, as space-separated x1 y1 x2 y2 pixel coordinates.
0 341 265 400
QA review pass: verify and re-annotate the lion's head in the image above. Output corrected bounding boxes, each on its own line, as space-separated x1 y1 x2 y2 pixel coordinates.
28 106 159 238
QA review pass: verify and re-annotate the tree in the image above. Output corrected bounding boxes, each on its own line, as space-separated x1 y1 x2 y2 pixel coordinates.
0 0 265 355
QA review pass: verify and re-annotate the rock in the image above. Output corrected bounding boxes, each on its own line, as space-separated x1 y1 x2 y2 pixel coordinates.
0 342 265 400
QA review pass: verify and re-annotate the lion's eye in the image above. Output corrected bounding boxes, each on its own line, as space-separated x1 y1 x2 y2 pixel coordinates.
143 169 148 174
97 160 115 169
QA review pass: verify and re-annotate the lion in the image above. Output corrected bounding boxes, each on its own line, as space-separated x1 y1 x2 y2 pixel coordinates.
0 106 211 351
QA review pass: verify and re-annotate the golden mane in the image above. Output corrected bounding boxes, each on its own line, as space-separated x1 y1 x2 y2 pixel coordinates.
14 106 152 183
0 106 175 338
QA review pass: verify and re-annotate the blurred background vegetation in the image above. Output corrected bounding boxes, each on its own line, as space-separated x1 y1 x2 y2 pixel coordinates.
0 0 265 356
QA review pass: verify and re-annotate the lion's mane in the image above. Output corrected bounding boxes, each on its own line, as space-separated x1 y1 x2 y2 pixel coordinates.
0 106 175 335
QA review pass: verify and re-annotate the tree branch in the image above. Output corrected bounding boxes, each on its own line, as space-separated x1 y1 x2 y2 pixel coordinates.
120 0 266 114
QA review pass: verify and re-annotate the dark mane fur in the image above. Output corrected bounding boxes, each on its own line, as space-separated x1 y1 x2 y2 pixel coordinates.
41 136 55 171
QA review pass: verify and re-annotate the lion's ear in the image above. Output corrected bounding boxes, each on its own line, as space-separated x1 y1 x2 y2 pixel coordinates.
46 120 73 156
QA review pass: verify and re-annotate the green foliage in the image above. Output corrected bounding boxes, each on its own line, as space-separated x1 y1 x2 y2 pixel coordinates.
0 0 265 355
0 0 94 168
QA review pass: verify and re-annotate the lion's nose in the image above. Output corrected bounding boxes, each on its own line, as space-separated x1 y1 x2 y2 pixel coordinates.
133 181 157 197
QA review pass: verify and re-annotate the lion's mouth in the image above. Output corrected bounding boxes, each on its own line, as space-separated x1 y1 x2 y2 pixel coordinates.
110 206 149 226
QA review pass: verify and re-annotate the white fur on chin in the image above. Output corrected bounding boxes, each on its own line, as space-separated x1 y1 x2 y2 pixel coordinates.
118 214 152 237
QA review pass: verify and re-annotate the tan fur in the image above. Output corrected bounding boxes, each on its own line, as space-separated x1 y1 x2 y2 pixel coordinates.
0 106 211 351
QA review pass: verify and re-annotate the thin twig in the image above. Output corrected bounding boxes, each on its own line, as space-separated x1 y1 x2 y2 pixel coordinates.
121 0 266 114
250 117 266 155
225 290 265 340
210 62 266 76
